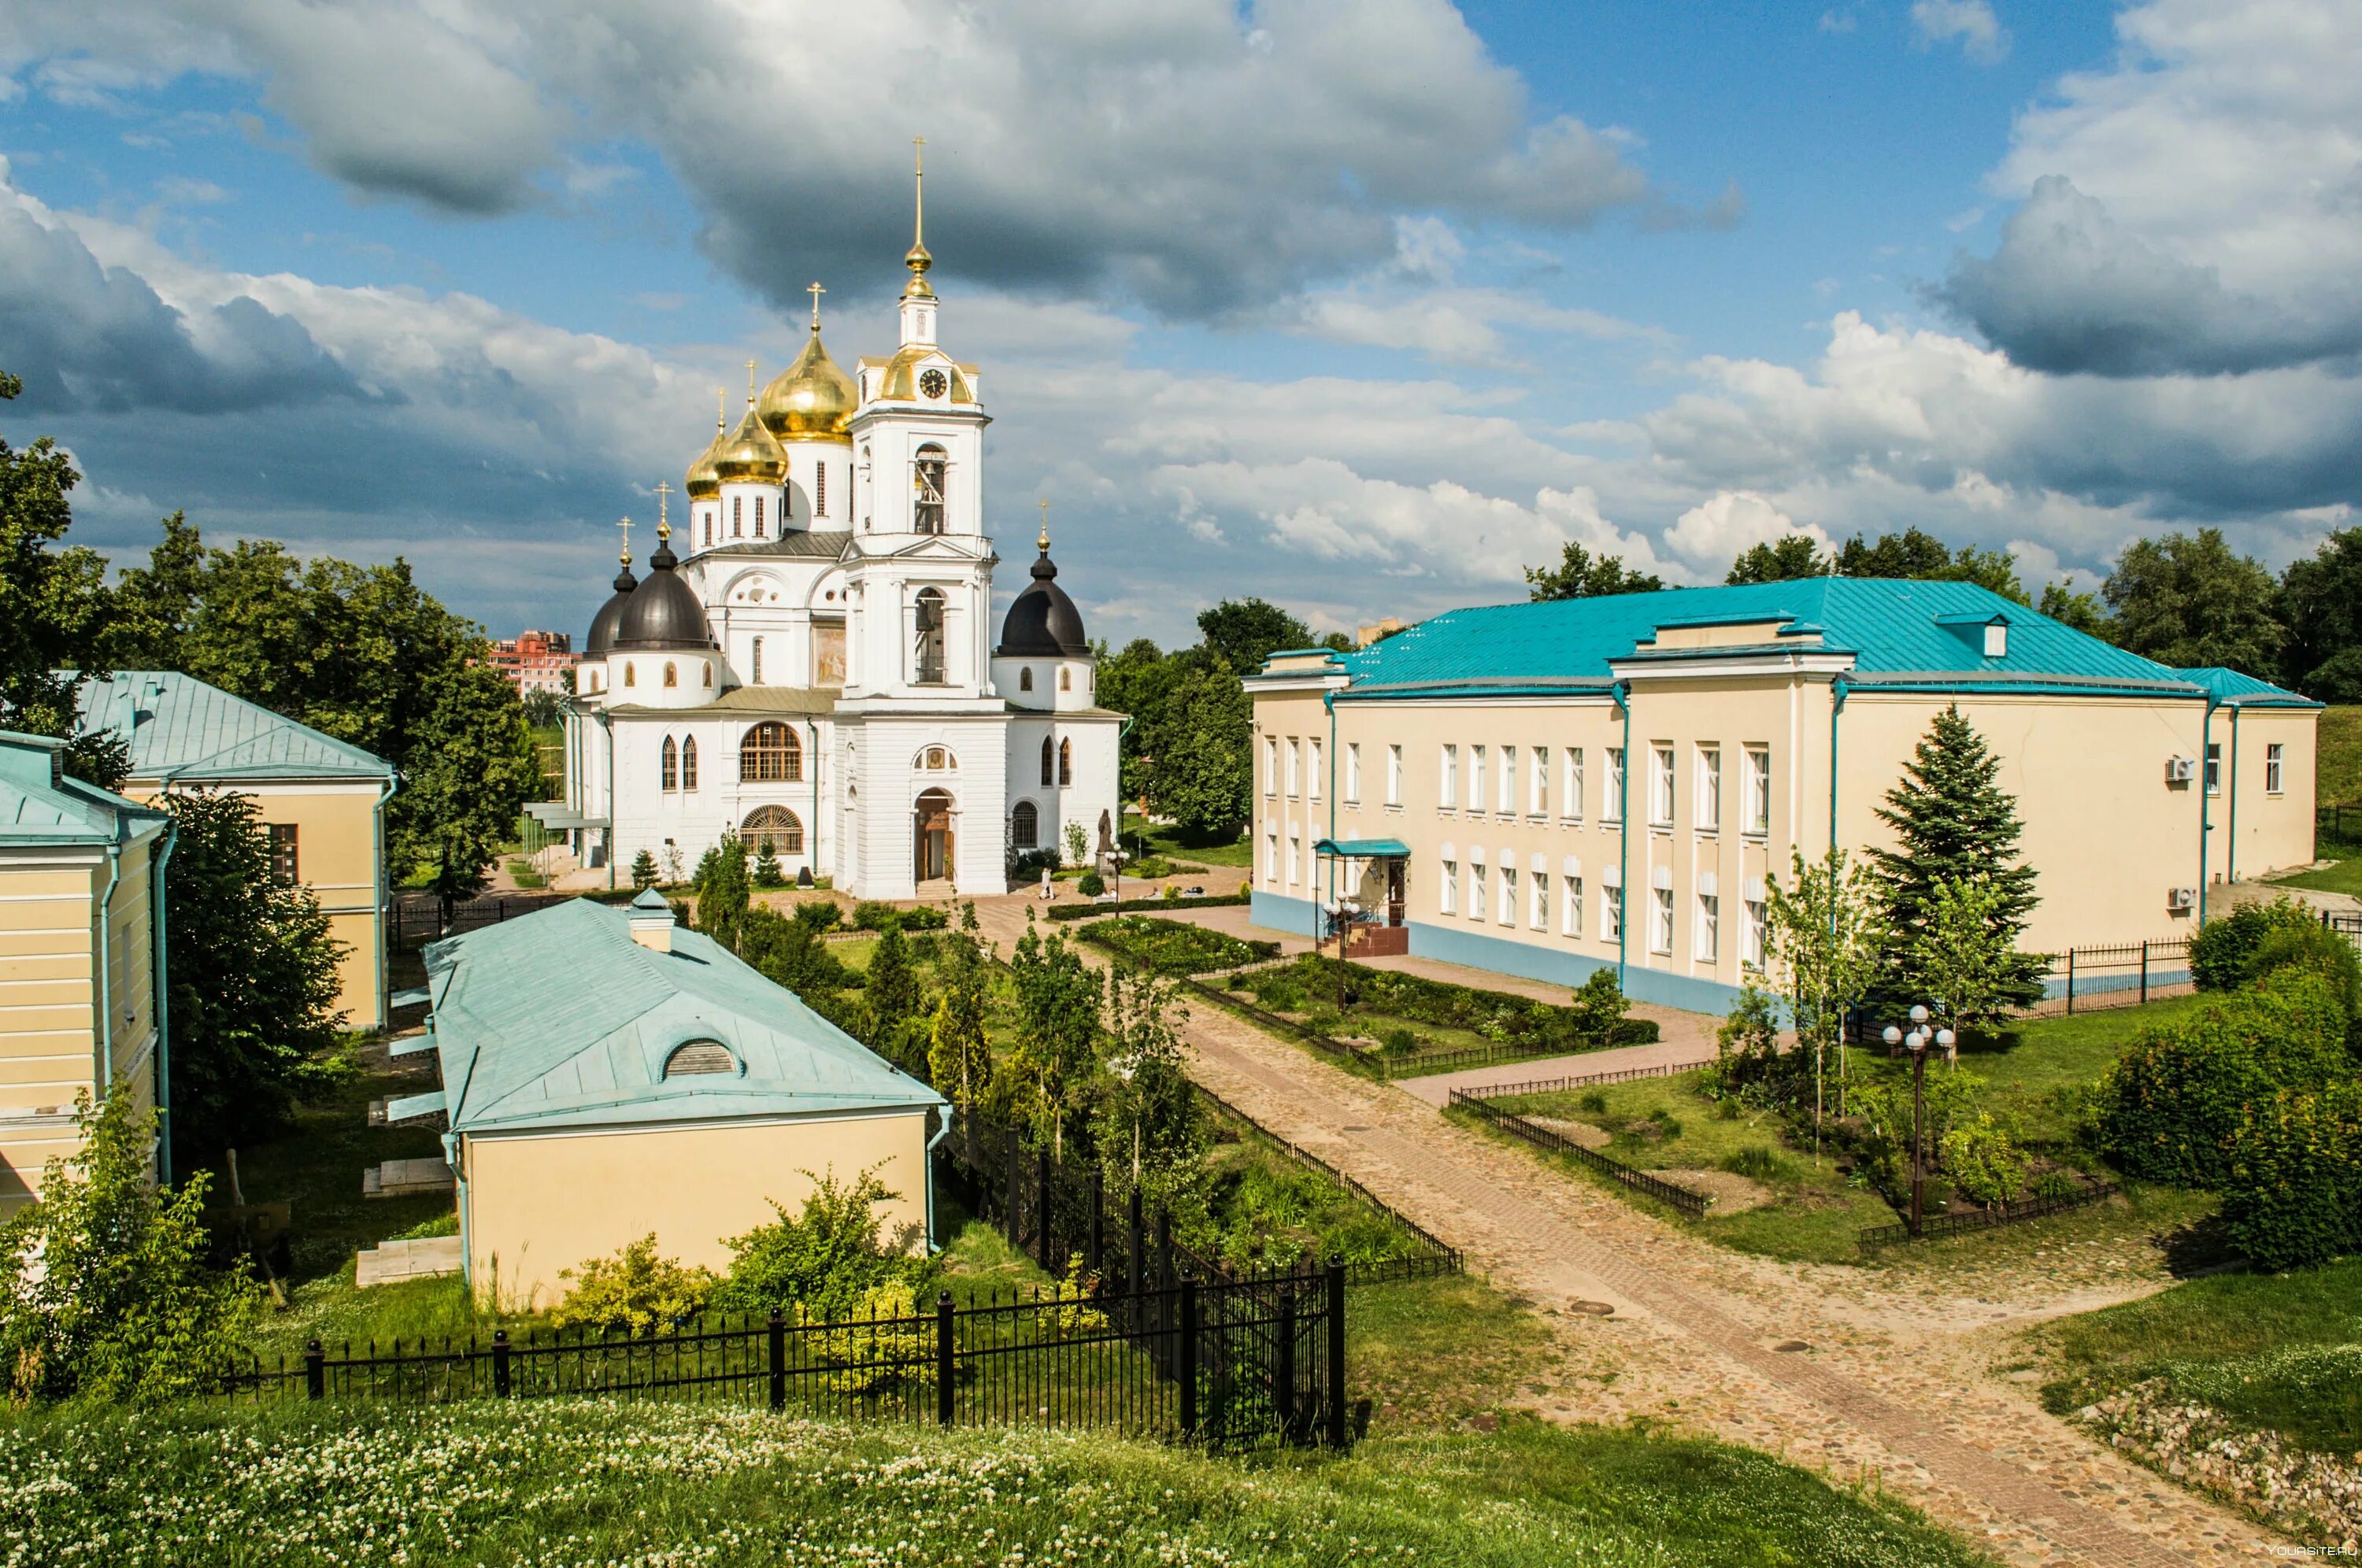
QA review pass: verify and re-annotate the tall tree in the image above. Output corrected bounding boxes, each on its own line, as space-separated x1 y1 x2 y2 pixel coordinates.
2037 579 2111 639
691 832 752 953
1725 534 1827 585
926 906 994 1108
2103 528 2284 674
2277 525 2362 701
1005 915 1103 1158
861 920 926 1069
1764 847 1885 1157
1095 637 1177 806
1908 876 2021 1038
0 371 124 787
1195 598 1312 679
160 789 344 1161
1146 655 1254 838
1869 706 2045 1013
1523 542 1663 601
1093 967 1203 1207
1835 527 2027 603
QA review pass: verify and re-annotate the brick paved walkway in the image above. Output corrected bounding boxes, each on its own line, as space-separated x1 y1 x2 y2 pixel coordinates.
970 895 2271 1566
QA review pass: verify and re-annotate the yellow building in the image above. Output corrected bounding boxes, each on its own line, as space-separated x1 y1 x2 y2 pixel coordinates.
401 891 946 1308
1248 579 2320 1015
0 730 172 1212
77 673 397 1029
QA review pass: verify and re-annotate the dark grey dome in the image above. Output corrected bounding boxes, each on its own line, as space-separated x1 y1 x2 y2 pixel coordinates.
612 542 716 650
998 545 1089 657
585 563 638 657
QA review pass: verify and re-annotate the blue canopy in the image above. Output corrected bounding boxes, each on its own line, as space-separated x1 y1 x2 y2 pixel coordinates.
1313 838 1411 857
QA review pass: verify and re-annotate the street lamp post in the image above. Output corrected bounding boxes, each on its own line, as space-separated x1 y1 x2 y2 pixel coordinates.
1880 1003 1957 1237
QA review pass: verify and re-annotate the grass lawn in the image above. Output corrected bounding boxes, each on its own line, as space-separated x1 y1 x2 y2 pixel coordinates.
1121 810 1254 870
0 1398 1994 1567
2318 704 2362 809
2269 856 2362 895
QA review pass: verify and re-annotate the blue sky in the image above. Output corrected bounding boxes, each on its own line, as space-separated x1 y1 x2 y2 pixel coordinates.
4 1 2357 647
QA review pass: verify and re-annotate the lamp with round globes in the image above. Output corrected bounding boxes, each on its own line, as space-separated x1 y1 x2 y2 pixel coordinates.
1884 1000 1952 1236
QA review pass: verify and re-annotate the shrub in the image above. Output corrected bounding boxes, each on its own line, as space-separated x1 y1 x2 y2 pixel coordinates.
849 900 901 931
630 849 659 890
2216 1084 2362 1272
1082 914 1278 975
2190 898 2325 993
1721 1146 1783 1182
897 904 950 931
1122 856 1177 879
1011 847 1061 879
1077 870 1106 897
552 1235 716 1333
1380 1026 1419 1056
2031 1169 2079 1203
717 1170 927 1319
1940 1113 2027 1209
790 900 842 933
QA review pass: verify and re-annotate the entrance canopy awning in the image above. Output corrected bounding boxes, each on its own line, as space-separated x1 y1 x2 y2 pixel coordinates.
1313 838 1410 857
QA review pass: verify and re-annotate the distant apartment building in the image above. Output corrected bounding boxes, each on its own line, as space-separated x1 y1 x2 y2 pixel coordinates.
490 631 580 695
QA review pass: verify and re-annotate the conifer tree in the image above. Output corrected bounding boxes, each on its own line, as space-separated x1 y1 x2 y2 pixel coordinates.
753 839 784 888
1870 706 2045 1011
862 921 925 1068
690 833 751 952
630 849 658 890
927 904 994 1107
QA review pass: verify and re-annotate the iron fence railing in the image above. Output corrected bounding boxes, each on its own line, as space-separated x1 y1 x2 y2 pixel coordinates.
2023 937 2194 1019
1446 1088 1710 1219
1857 1181 2119 1248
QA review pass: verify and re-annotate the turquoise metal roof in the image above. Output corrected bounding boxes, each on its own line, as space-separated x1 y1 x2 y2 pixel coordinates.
74 671 394 782
1320 579 2202 699
1314 838 1411 856
0 730 169 846
2172 667 2323 708
425 898 943 1137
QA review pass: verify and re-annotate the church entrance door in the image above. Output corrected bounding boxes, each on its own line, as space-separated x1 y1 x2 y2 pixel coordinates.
914 788 954 883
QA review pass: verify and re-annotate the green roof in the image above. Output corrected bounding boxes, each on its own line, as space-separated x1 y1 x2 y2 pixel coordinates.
74 671 394 783
1311 579 2209 700
1314 838 1410 857
424 898 943 1137
2172 667 2323 708
0 730 169 847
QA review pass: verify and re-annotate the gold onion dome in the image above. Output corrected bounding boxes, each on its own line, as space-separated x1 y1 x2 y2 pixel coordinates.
684 390 727 497
759 330 858 442
711 400 787 483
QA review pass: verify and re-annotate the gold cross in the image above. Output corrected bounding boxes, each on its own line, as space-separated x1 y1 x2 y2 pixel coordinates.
653 481 672 538
616 515 632 565
1038 497 1050 553
745 357 758 402
807 280 825 331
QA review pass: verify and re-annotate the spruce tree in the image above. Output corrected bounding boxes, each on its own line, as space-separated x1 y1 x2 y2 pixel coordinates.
631 849 659 890
1869 706 2045 1011
862 921 926 1068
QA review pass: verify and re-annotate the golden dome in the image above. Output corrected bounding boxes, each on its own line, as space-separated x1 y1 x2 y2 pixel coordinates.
711 401 787 483
758 329 858 442
874 344 976 404
683 399 727 498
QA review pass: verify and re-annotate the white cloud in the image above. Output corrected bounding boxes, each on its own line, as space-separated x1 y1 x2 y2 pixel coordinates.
1910 0 2010 64
1664 491 1825 568
1279 286 1669 363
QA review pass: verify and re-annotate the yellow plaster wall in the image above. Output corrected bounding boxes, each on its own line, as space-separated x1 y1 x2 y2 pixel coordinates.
2210 707 2317 883
461 1111 932 1309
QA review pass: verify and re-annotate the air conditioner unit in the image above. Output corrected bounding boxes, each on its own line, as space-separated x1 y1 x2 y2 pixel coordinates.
2167 886 2197 912
2165 757 2197 784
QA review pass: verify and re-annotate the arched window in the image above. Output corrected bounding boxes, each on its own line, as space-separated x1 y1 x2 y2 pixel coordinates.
1058 738 1073 786
740 721 802 782
755 494 766 538
913 588 946 685
1010 800 1039 848
1019 667 1033 692
913 444 946 534
664 1039 737 1078
624 663 636 687
816 462 827 518
702 663 713 687
751 636 765 685
661 735 678 791
732 495 742 537
703 510 713 549
742 804 803 856
664 661 678 688
681 736 698 790
1040 736 1054 786
911 746 957 771
1060 666 1072 692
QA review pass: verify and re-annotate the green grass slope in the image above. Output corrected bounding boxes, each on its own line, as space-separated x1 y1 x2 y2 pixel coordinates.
0 1401 1994 1568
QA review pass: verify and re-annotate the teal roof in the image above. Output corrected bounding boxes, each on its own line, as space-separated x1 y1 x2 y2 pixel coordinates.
2173 667 2323 708
1312 579 2206 701
424 898 943 1137
1315 838 1410 857
0 730 169 847
74 671 394 783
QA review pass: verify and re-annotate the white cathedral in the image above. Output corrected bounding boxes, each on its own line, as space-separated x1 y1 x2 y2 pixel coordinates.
550 187 1121 899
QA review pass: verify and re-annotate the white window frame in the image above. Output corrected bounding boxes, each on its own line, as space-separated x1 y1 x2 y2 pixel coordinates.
1286 739 1301 799
1440 859 1457 915
1344 742 1361 804
1500 864 1517 926
1440 745 1458 809
1263 737 1278 797
1286 831 1300 886
1745 746 1771 836
1743 898 1767 971
1602 885 1622 941
2266 742 2284 794
1531 870 1549 930
1565 747 1585 822
1697 893 1720 963
2205 741 2221 797
1498 745 1516 814
1264 831 1278 881
1470 861 1488 923
1697 746 1721 832
1530 745 1548 816
1308 738 1322 801
1650 745 1675 828
1649 885 1675 955
1564 876 1584 937
1604 749 1624 824
1471 745 1487 812
1386 744 1403 806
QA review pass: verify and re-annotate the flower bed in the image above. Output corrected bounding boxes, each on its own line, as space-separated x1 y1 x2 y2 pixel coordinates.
1236 955 1657 1055
1077 915 1279 975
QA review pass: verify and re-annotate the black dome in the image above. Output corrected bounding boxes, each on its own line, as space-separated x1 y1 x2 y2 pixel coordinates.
585 563 638 657
612 543 716 650
998 545 1089 657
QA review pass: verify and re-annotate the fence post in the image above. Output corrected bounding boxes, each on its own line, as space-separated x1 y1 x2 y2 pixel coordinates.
1177 1270 1199 1439
1087 1167 1105 1277
1127 1187 1145 1332
1005 1137 1023 1249
1325 1254 1348 1450
305 1338 325 1401
2065 948 2076 1015
492 1329 512 1398
2139 940 2149 1004
1275 1291 1298 1441
767 1308 787 1411
1036 1148 1055 1273
1157 1205 1175 1372
935 1291 956 1427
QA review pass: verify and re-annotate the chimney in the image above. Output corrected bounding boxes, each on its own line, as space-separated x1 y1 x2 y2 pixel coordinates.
628 888 676 953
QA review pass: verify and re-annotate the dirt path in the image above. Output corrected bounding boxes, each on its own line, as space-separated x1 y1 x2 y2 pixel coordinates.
971 896 2271 1567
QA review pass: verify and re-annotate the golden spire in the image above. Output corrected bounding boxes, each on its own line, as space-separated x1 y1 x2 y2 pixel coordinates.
714 387 726 431
616 515 632 567
807 280 826 331
653 481 672 540
903 135 935 299
1038 497 1050 553
745 357 759 403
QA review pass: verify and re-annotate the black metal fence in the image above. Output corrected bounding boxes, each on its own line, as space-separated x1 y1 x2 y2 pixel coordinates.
1857 1181 2119 1248
1446 1088 1709 1219
226 1265 1349 1451
2320 804 2362 846
391 893 567 952
2023 938 2194 1019
2327 909 2362 952
1439 1062 1690 1099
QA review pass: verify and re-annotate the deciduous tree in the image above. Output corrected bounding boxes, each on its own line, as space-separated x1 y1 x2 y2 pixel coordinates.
1834 528 2026 602
0 371 123 786
1524 542 1663 601
1725 534 1827 585
1194 598 1312 678
2276 525 2362 701
2103 528 2283 674
927 906 994 1109
1094 967 1202 1207
1005 915 1103 1158
1764 846 1885 1156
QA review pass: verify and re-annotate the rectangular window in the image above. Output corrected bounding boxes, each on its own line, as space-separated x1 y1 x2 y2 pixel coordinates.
1603 885 1622 941
1650 886 1674 955
1531 870 1549 930
266 823 299 885
1746 746 1771 835
1308 738 1322 801
1531 746 1548 815
1500 864 1517 926
731 495 742 537
1564 876 1584 937
1264 832 1278 881
1650 745 1675 827
1697 747 1722 831
755 494 766 537
1438 859 1458 915
2266 742 2284 794
1471 745 1487 812
1286 739 1301 798
1344 742 1361 804
816 462 827 518
1470 862 1488 923
1566 748 1585 821
1498 745 1516 813
751 636 765 686
1697 893 1720 963
1386 744 1403 806
1287 832 1300 886
1264 738 1278 796
1440 745 1458 808
2205 741 2221 796
1744 898 1768 971
1604 749 1624 823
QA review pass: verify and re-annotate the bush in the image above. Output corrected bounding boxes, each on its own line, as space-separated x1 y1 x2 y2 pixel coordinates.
2190 898 2327 993
552 1235 716 1333
897 904 950 931
1081 914 1279 975
1380 1026 1419 1056
849 900 901 931
1077 870 1106 897
1720 1146 1783 1182
1252 954 1657 1055
790 900 842 933
716 1170 927 1318
1011 847 1061 879
2218 1085 2362 1272
1120 856 1177 879
1940 1113 2027 1209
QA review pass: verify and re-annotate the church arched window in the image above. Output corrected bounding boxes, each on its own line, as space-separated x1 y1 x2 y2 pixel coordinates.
1010 800 1038 848
740 722 802 782
913 445 946 534
751 637 764 686
1060 667 1072 692
742 805 803 856
1058 738 1073 786
755 495 766 538
703 510 713 549
1019 667 1033 693
1040 736 1053 786
681 736 698 790
661 736 678 791
664 661 678 688
702 662 713 688
624 663 636 688
732 496 742 538
913 589 946 685
816 462 827 519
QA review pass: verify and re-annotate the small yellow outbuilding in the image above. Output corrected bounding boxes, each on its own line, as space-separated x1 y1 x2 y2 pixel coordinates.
408 891 946 1310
